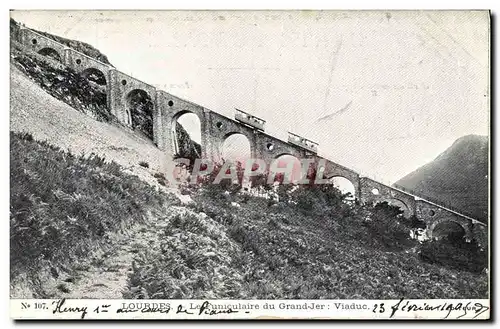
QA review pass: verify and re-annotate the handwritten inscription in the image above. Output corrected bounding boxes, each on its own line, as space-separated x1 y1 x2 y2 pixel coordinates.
25 298 487 320
52 299 88 319
388 298 490 319
199 301 238 316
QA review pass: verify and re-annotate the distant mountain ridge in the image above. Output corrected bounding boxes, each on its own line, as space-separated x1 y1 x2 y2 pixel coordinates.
394 135 488 222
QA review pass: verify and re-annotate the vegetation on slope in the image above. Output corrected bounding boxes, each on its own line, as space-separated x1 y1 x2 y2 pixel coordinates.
10 132 488 299
10 132 180 295
124 180 488 300
11 44 111 122
395 135 488 222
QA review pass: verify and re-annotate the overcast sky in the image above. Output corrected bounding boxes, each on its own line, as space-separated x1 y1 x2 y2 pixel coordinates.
11 10 489 183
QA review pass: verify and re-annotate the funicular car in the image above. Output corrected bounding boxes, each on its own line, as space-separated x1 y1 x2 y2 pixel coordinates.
234 108 266 131
287 132 319 153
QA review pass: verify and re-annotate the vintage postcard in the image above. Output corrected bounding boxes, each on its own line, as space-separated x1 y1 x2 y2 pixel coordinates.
9 10 490 320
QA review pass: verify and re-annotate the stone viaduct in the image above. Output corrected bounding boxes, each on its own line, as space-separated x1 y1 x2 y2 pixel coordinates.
14 25 488 246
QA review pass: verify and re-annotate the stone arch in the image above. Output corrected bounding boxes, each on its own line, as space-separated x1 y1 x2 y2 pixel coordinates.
327 175 356 201
125 89 154 140
79 68 108 111
428 218 471 240
171 110 202 160
472 223 488 248
430 220 467 240
220 132 251 167
270 153 302 184
37 47 62 62
376 198 411 219
81 67 107 86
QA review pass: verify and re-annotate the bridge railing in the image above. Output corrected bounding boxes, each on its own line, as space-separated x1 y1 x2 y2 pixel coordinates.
392 183 481 220
321 153 482 222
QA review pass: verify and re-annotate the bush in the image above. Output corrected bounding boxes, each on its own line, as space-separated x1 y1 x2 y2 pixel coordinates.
361 202 418 251
138 161 149 168
419 237 487 273
287 183 349 216
153 172 167 186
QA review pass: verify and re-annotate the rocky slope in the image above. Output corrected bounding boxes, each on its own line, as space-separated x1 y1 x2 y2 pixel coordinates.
10 63 173 188
175 122 202 161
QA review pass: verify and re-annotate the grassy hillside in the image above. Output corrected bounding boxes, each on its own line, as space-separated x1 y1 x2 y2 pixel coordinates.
124 183 488 299
11 34 201 157
175 122 202 163
10 132 180 296
395 135 488 222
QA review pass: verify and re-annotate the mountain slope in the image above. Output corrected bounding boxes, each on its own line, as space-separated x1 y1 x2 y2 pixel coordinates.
395 135 488 222
10 64 174 187
175 121 202 160
11 130 488 299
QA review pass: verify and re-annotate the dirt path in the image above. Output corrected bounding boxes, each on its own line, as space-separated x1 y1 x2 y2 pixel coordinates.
54 220 162 299
10 64 186 298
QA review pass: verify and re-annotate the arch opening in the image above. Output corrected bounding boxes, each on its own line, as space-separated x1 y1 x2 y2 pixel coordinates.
81 68 107 86
270 154 302 184
37 47 61 62
432 221 466 241
80 68 107 110
126 89 154 140
328 176 356 201
221 133 251 168
376 198 411 219
172 112 202 162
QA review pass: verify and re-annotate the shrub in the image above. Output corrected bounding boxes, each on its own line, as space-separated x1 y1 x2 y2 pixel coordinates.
419 237 487 273
123 182 488 299
138 161 149 168
153 172 167 186
360 202 417 251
